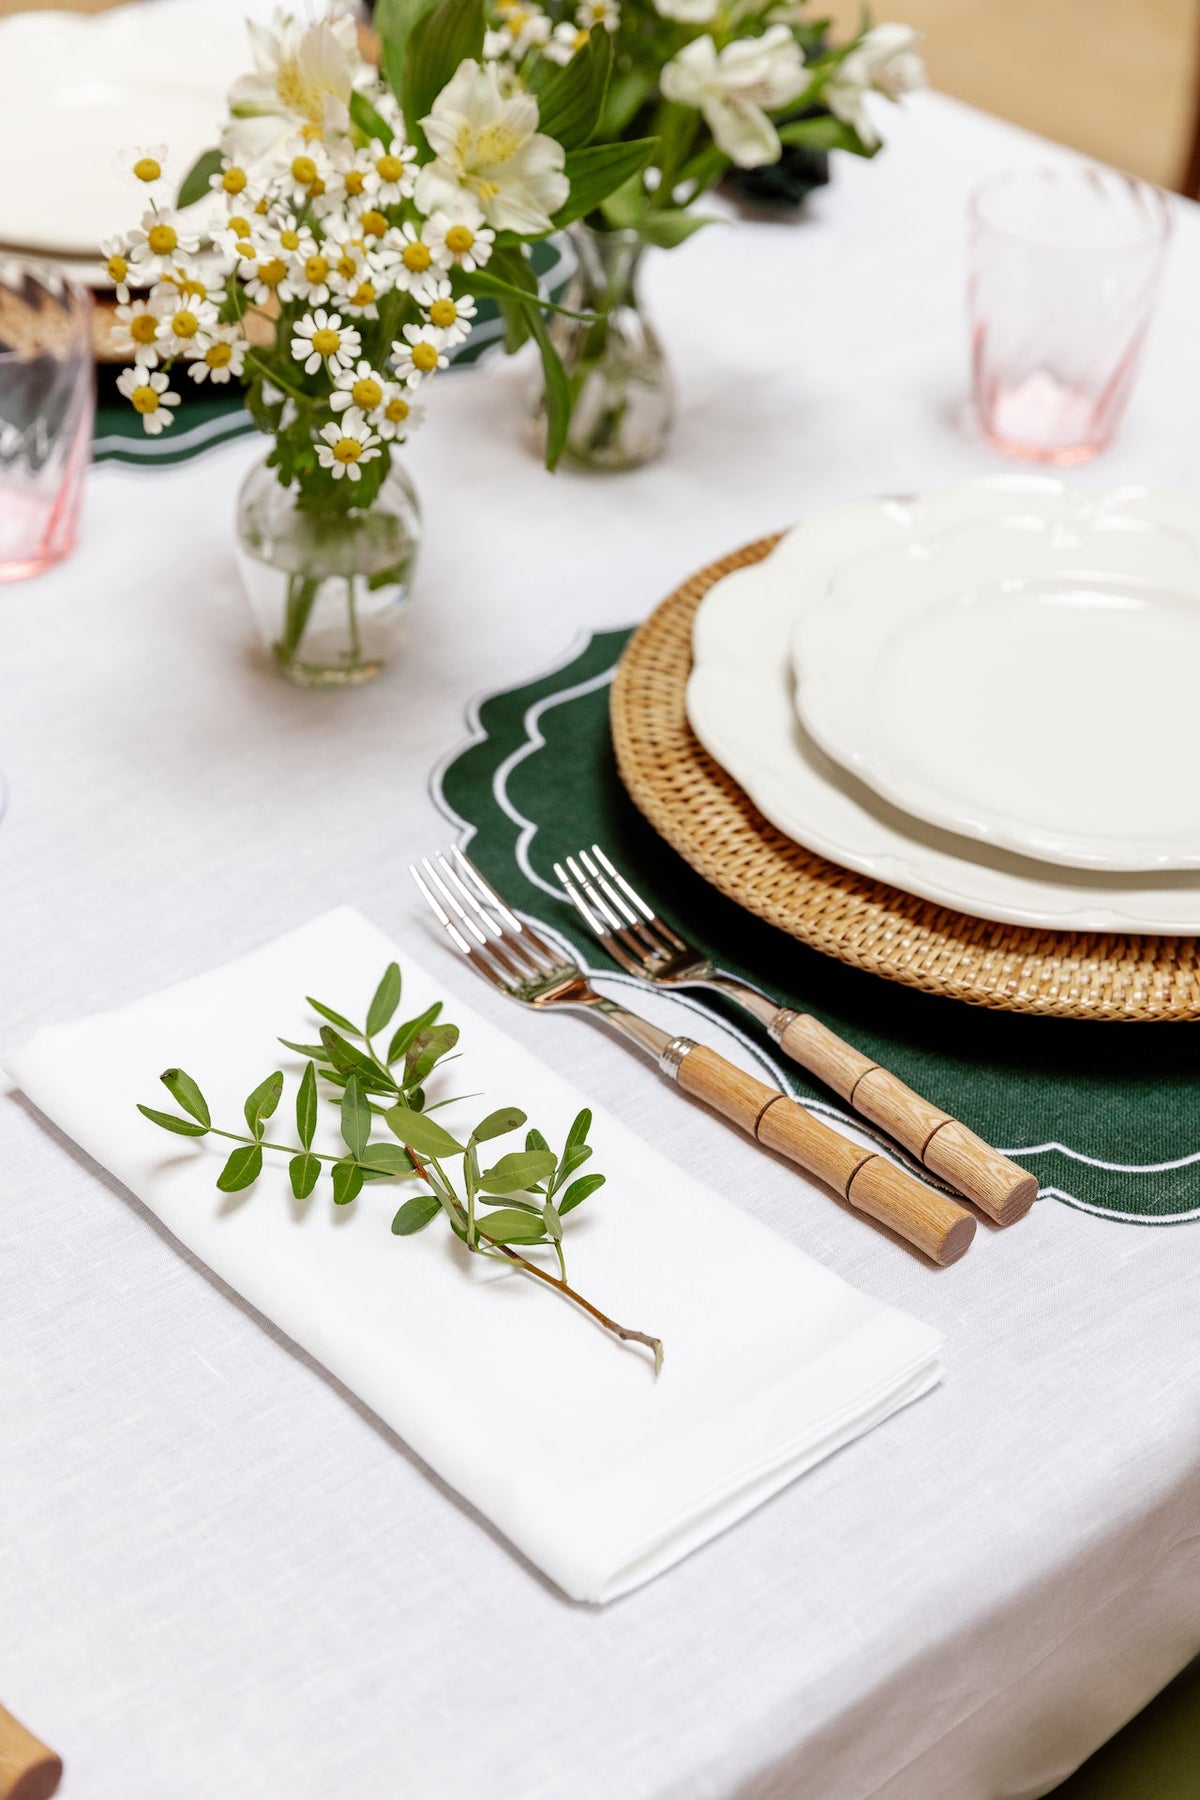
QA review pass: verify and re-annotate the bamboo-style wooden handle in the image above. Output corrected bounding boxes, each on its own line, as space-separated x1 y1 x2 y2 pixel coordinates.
776 1014 1037 1227
674 1045 975 1265
0 1707 61 1800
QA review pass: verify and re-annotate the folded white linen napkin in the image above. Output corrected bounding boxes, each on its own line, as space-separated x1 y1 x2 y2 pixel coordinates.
9 907 942 1602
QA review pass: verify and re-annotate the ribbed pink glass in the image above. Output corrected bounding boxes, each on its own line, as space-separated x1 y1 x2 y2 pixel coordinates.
0 259 94 582
968 167 1172 464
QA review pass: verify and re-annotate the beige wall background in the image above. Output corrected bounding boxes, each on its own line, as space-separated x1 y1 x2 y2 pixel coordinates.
3 0 1197 189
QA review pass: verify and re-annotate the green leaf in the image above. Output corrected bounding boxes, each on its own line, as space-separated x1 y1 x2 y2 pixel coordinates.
405 1021 460 1087
777 114 877 157
296 1061 318 1150
470 1107 527 1144
404 0 485 133
525 1127 550 1153
307 996 361 1036
340 1072 371 1159
289 1152 321 1200
332 1158 364 1206
319 1025 378 1079
528 28 612 150
217 1143 263 1192
243 1071 283 1139
543 1197 563 1242
375 0 436 92
392 1192 442 1235
479 1149 558 1194
479 1208 549 1244
387 1000 443 1066
601 63 657 138
366 963 403 1037
359 1143 417 1176
349 86 394 147
566 1109 592 1152
137 1104 208 1138
551 139 657 232
558 1143 593 1183
159 1069 210 1128
476 1193 543 1215
499 295 532 354
528 305 571 470
636 209 719 250
278 1039 328 1059
559 1171 605 1215
177 146 222 210
384 1103 464 1159
464 265 595 322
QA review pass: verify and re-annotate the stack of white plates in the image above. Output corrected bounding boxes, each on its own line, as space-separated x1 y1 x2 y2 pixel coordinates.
687 476 1200 934
0 3 248 288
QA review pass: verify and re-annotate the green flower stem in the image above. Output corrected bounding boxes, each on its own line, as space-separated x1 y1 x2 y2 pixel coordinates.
346 576 363 665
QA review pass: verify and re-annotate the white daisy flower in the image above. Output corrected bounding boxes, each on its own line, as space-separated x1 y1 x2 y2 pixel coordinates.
128 207 202 277
276 139 334 209
422 280 477 349
354 205 392 246
544 21 589 63
116 365 180 435
424 201 495 273
152 292 219 357
186 325 248 385
125 143 169 187
289 245 335 305
326 146 378 211
100 235 138 304
369 138 418 206
212 213 261 270
577 0 619 25
209 156 252 203
415 58 567 235
266 210 314 263
487 1 551 57
316 406 382 481
330 360 389 416
291 308 361 375
373 388 424 442
339 274 381 319
391 322 449 387
239 247 297 306
112 298 165 366
389 221 448 302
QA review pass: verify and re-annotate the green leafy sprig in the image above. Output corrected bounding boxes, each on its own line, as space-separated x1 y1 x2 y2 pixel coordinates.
138 963 662 1372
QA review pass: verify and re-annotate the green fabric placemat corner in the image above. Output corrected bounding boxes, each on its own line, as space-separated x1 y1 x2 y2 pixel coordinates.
436 630 1200 1225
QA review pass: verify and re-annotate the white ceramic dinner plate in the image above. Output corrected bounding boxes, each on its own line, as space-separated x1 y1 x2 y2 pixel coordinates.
792 508 1200 870
0 5 246 259
686 478 1200 933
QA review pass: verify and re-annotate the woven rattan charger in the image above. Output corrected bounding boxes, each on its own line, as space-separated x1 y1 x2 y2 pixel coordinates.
610 535 1200 1022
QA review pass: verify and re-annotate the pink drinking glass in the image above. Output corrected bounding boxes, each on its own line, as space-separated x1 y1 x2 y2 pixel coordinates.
968 166 1172 464
0 258 94 581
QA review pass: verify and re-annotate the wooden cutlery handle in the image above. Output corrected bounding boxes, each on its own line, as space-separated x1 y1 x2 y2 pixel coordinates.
674 1045 975 1266
777 1014 1037 1227
0 1705 61 1800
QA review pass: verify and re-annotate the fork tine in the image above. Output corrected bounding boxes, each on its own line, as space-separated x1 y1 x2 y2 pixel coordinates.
426 856 548 985
449 845 568 970
554 859 645 977
591 846 690 954
411 863 475 957
412 861 523 989
577 850 676 966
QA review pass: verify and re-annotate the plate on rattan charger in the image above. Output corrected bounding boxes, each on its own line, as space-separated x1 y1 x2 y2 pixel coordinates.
610 536 1200 1021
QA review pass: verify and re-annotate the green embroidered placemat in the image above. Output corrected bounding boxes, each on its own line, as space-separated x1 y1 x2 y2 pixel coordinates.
436 630 1200 1226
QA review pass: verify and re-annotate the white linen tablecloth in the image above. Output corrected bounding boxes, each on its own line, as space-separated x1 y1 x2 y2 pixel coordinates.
2 90 1199 1800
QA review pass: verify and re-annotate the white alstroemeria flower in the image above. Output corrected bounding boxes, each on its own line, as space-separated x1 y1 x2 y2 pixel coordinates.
544 21 589 64
113 298 164 367
152 293 219 357
330 360 387 415
224 14 359 162
373 387 423 442
423 200 495 273
660 27 810 168
316 406 382 482
826 23 925 146
369 137 418 206
117 365 179 435
291 308 361 376
186 325 248 385
127 207 202 277
415 59 568 235
391 322 450 387
422 280 478 350
653 0 717 22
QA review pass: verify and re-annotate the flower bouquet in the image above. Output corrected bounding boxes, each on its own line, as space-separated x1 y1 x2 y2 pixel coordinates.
476 0 924 467
107 8 654 684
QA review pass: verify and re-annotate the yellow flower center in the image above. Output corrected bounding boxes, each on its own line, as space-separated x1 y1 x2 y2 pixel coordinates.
444 224 475 256
290 154 318 187
428 298 458 329
172 309 200 338
235 239 256 259
351 375 383 410
257 258 287 288
359 209 388 240
402 241 431 272
129 313 159 344
300 122 323 142
305 254 329 283
228 214 251 237
279 228 301 251
411 341 439 372
106 253 128 284
385 397 409 424
147 222 177 256
178 276 207 300
311 327 341 356
130 383 160 415
336 252 358 279
350 281 377 308
376 153 405 183
309 176 326 198
344 169 366 196
255 195 270 213
133 156 162 183
222 165 248 194
206 341 234 368
333 436 363 465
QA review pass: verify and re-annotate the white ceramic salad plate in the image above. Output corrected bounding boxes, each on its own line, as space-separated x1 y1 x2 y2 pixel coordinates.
686 478 1200 933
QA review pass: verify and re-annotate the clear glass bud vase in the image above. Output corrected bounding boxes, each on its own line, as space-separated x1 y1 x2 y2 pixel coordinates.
534 221 672 472
235 453 421 688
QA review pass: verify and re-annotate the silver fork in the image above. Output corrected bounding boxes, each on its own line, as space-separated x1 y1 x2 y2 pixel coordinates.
554 846 1036 1228
410 847 975 1266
